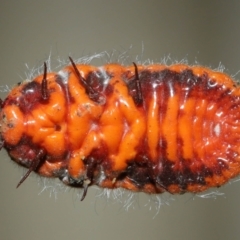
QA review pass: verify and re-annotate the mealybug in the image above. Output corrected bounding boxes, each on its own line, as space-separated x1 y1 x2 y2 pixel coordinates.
1 57 240 201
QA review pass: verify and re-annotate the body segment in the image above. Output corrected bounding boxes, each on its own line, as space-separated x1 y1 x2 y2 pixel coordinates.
1 60 240 199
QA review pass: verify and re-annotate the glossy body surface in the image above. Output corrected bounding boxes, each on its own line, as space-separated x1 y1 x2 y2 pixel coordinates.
1 62 240 198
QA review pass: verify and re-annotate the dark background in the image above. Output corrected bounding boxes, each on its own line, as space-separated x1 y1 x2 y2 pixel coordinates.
1 1 240 239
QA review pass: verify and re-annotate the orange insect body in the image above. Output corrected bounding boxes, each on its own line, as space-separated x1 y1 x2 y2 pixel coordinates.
1 58 240 199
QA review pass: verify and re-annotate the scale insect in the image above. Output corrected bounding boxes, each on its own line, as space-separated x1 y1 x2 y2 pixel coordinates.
1 56 240 201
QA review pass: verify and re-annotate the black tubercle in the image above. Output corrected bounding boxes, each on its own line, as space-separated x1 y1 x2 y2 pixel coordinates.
80 180 91 201
132 62 143 106
41 62 49 101
69 57 102 103
16 149 46 188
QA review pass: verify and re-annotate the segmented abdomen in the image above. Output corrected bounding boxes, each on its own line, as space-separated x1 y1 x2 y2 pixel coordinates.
1 62 240 198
